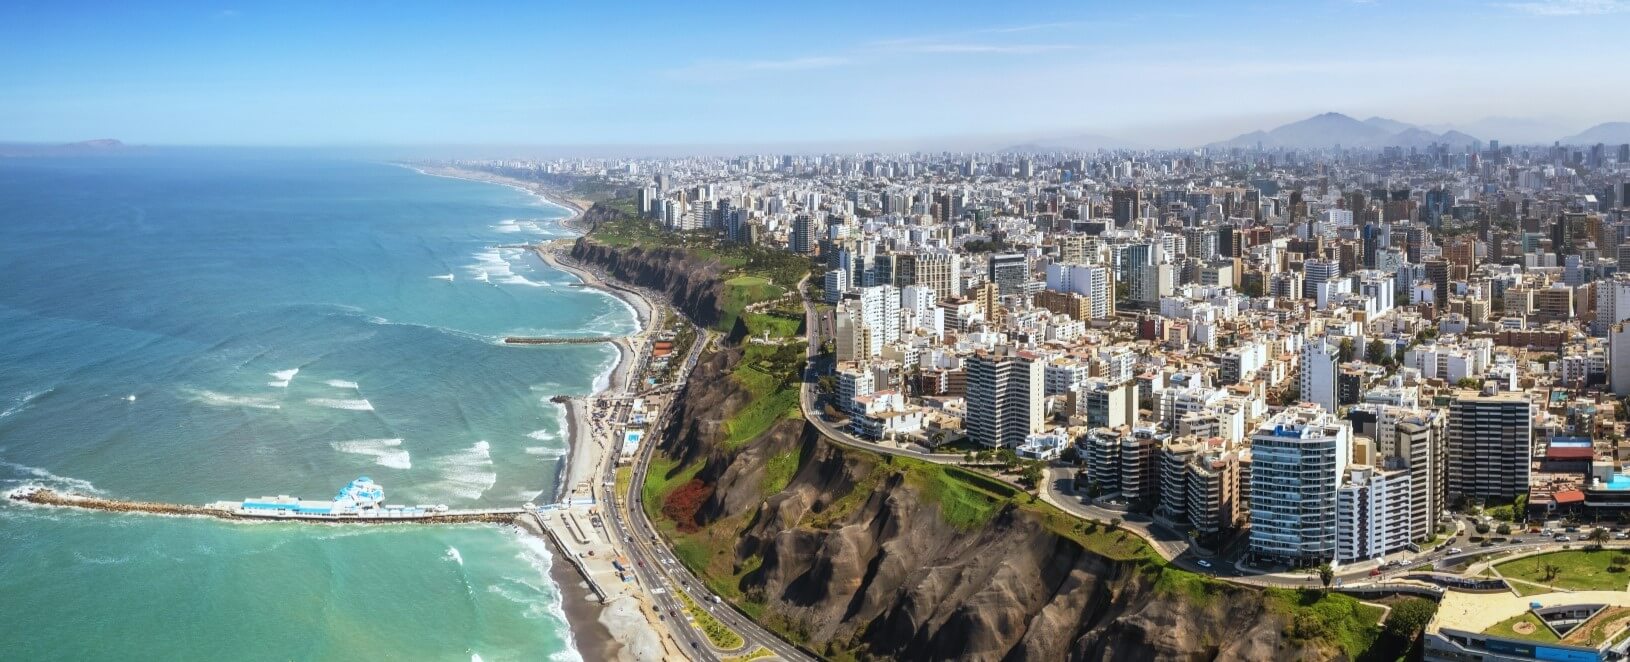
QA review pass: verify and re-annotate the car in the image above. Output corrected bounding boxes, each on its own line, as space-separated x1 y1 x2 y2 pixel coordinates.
1196 559 1212 568
1447 547 1463 554
1555 535 1571 542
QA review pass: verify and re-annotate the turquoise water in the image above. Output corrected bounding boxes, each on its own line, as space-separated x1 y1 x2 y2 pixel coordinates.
0 155 632 660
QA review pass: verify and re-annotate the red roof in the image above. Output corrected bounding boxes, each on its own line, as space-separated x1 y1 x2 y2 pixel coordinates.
1545 447 1595 461
1553 489 1585 504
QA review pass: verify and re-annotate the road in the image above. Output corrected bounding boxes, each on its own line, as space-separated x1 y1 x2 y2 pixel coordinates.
598 325 813 662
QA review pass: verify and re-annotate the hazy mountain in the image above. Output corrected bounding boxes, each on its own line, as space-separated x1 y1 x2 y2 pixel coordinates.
1560 122 1630 145
0 138 131 157
1209 112 1479 149
1424 117 1574 145
1001 133 1137 153
1363 116 1415 134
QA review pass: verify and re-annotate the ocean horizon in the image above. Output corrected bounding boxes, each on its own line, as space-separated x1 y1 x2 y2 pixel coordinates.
0 154 632 660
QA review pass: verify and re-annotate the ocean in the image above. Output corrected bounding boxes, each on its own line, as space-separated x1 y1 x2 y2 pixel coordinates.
0 154 633 660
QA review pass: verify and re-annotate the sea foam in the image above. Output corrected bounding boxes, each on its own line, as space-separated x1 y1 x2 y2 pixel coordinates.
324 380 359 389
190 389 281 410
307 398 374 412
267 368 300 388
428 441 497 501
330 438 411 469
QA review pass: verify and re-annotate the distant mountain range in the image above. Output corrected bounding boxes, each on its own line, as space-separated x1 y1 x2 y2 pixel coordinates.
1207 113 1481 150
1205 113 1630 150
1560 122 1630 145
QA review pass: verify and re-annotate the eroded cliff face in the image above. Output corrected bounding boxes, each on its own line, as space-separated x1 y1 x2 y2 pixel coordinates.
649 349 1349 662
571 235 729 330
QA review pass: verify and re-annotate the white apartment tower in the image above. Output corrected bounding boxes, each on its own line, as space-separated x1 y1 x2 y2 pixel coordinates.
966 347 1045 448
1248 404 1352 567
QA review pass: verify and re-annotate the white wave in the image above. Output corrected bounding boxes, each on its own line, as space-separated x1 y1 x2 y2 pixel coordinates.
324 380 360 389
472 655 483 662
526 428 560 442
331 438 411 469
267 368 300 388
446 546 465 566
465 247 547 287
1 388 51 420
512 489 545 502
189 389 281 410
426 441 497 501
509 533 585 661
431 273 455 281
0 457 101 494
307 398 374 412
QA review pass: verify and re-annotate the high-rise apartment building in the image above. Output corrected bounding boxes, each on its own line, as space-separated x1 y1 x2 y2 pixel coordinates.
1111 188 1142 227
987 253 1029 296
1249 404 1352 567
1446 389 1532 502
965 347 1045 448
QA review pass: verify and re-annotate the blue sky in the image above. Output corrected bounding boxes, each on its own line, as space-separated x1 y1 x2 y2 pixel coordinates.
2 0 1628 148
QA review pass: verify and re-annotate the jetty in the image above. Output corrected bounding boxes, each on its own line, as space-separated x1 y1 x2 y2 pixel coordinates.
7 487 525 525
502 335 622 345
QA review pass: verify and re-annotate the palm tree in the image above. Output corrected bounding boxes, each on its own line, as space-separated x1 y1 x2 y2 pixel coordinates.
1316 563 1335 588
1590 527 1611 549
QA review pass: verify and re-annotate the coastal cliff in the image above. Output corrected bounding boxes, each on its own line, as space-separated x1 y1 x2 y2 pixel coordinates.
571 235 731 332
645 348 1375 661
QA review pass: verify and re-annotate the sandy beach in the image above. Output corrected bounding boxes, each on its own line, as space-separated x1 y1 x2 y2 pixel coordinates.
405 163 595 228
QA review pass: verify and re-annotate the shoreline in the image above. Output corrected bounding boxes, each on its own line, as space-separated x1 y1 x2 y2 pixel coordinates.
411 163 668 661
403 163 594 230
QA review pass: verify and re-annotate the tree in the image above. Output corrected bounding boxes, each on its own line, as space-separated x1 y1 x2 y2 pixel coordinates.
816 374 837 394
1316 563 1335 588
1384 598 1439 640
995 448 1019 469
1019 462 1044 489
1475 522 1491 535
1108 517 1122 532
1541 562 1562 583
1496 523 1512 536
1338 338 1355 363
1365 339 1387 364
1590 527 1611 548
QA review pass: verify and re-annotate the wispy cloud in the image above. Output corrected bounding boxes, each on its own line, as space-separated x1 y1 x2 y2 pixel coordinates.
1497 0 1629 15
886 43 1077 54
665 56 852 82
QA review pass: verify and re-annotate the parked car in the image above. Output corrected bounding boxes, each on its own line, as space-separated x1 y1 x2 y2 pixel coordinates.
1196 559 1212 568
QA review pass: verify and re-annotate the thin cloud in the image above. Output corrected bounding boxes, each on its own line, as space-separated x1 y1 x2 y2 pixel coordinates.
665 56 851 82
1498 0 1629 15
890 43 1077 54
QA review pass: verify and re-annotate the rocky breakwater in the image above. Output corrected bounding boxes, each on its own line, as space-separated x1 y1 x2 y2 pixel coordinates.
8 487 522 525
570 236 730 331
644 348 1366 661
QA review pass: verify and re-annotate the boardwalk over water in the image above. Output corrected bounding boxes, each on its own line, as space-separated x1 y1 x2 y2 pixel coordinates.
8 488 525 524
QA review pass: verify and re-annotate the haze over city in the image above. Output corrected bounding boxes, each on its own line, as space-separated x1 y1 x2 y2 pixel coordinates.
4 0 1630 150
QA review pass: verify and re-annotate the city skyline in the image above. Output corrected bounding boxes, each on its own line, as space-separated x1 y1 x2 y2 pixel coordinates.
4 0 1630 148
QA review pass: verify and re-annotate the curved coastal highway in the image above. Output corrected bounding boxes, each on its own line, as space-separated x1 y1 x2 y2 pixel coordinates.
604 328 814 662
